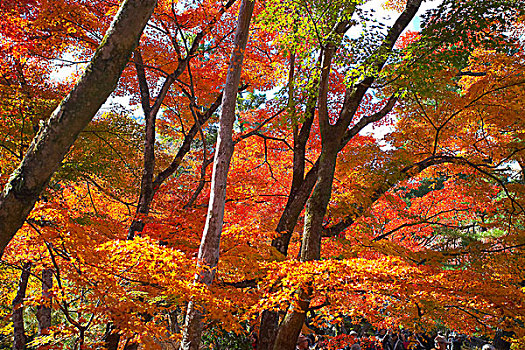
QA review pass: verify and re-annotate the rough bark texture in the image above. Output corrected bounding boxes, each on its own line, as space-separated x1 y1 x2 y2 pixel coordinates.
0 0 157 258
13 263 31 350
180 0 255 349
272 288 312 350
257 311 280 350
36 268 53 337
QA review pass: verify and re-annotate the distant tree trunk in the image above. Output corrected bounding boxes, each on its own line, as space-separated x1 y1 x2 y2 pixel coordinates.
36 269 53 339
179 0 255 348
0 0 157 258
493 330 511 350
102 324 121 350
13 262 31 350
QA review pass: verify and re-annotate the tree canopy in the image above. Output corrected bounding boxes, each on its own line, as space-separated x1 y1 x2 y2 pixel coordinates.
1 0 525 349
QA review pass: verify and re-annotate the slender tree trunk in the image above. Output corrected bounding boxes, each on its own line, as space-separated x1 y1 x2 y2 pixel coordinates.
13 262 31 350
127 91 225 239
128 49 155 239
0 0 157 258
180 0 255 348
261 24 343 350
126 0 238 240
36 268 53 342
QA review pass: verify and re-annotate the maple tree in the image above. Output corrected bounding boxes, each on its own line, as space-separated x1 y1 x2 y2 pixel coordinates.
0 0 157 257
1 0 525 349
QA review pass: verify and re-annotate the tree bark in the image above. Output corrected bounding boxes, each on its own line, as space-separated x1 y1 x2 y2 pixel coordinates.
36 268 53 340
127 49 155 239
271 32 343 349
179 0 255 349
127 91 224 239
257 56 318 350
257 310 280 350
0 0 157 258
13 262 31 350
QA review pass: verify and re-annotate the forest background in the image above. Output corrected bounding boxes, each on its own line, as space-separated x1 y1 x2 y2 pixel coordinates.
1 0 525 349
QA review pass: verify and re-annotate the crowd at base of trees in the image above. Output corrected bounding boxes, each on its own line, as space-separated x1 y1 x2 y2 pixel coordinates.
288 329 507 350
1 0 525 349
195 322 509 350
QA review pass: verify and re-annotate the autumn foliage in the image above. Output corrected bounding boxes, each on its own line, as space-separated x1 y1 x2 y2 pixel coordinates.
1 0 525 349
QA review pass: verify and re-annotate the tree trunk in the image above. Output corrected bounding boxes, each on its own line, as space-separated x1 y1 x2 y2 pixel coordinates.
179 0 255 349
36 268 53 341
126 0 238 240
257 85 318 350
102 323 121 350
493 330 511 350
257 311 280 350
127 91 225 239
13 262 31 350
272 149 339 350
127 49 155 239
265 2 422 347
0 0 157 258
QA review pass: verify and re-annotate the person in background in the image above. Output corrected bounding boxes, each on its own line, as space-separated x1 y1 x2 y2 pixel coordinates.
448 332 463 350
392 333 405 350
350 344 362 350
297 334 311 350
434 335 450 350
415 333 434 350
400 332 410 350
306 334 317 349
378 329 393 350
